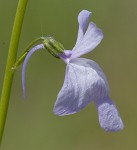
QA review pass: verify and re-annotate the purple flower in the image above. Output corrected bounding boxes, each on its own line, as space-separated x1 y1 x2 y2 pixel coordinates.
53 10 124 131
22 10 124 132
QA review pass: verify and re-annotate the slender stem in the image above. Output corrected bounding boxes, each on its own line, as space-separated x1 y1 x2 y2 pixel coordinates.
0 0 28 145
14 37 45 69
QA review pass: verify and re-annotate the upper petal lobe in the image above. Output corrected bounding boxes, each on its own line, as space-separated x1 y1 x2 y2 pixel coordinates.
73 10 92 49
71 22 103 59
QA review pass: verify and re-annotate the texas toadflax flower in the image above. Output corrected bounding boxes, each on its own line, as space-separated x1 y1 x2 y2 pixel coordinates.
21 10 124 132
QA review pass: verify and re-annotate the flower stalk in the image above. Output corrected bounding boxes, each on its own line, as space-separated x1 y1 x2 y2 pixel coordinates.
0 0 28 145
14 37 45 69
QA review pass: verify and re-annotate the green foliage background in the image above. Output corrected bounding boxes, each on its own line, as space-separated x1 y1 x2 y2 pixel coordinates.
0 0 137 149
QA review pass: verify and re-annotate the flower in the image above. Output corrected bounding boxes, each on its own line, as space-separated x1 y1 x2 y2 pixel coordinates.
53 10 124 131
21 10 124 132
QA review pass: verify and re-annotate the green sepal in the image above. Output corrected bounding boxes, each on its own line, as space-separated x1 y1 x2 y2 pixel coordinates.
43 37 64 58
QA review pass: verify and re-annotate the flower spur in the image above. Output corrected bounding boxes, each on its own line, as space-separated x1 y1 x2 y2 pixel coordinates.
21 10 124 132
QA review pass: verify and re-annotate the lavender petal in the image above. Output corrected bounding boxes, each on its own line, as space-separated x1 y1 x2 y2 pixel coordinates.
94 96 124 132
53 58 109 116
73 10 92 50
71 22 103 59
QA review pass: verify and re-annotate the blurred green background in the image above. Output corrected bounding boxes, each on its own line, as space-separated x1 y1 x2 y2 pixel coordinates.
0 0 137 149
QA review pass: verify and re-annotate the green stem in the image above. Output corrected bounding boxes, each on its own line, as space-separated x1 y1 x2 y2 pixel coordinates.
14 37 45 69
0 0 28 145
